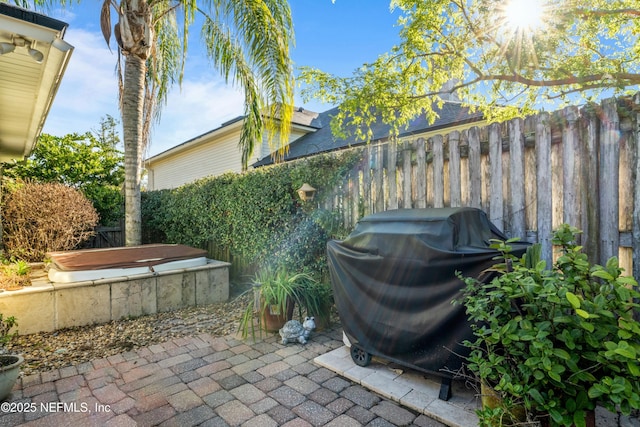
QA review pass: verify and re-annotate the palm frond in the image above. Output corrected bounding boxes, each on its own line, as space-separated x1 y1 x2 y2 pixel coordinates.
200 0 295 168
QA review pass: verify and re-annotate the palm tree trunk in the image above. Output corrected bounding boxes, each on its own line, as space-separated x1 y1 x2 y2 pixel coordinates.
122 54 145 246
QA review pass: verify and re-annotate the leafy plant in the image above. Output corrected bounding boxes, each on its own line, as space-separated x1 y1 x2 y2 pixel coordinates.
237 266 316 340
0 314 18 350
459 225 640 427
141 149 361 280
11 260 30 277
0 260 32 290
4 117 125 226
299 278 333 318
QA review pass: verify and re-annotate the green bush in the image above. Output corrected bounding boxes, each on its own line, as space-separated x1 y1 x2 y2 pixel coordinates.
141 150 360 279
459 226 640 426
3 181 99 262
3 128 124 227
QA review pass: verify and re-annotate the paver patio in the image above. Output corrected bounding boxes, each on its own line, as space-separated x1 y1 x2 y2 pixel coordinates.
0 326 448 427
1 325 637 427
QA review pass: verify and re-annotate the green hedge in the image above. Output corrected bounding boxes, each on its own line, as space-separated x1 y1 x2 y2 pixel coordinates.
141 150 361 280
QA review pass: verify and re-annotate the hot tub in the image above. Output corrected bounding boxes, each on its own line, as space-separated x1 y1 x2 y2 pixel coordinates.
47 244 209 283
0 244 230 334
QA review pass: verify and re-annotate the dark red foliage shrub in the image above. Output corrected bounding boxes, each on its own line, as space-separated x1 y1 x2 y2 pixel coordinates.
3 181 99 262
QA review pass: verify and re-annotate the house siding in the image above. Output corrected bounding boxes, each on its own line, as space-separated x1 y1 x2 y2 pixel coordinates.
256 127 310 163
147 125 314 191
145 102 479 191
147 127 245 190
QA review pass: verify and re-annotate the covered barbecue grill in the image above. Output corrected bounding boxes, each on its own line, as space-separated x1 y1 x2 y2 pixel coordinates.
326 207 530 400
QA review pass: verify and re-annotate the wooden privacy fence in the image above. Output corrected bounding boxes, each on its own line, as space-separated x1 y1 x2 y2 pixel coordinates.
321 94 640 279
81 225 124 249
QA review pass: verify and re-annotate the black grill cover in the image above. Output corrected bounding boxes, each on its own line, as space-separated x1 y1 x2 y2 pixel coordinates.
327 207 529 376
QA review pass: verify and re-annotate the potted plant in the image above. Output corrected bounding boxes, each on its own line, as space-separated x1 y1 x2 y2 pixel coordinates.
458 224 640 427
238 266 314 339
0 313 22 401
298 278 333 331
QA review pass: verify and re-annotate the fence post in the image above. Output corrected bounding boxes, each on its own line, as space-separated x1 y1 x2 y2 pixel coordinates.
508 119 526 239
416 138 427 208
387 139 399 210
582 104 601 264
449 131 461 207
363 146 373 216
562 106 583 236
536 113 553 267
468 127 482 209
599 98 620 265
402 140 412 208
373 143 385 213
432 135 444 208
489 123 504 231
633 93 640 282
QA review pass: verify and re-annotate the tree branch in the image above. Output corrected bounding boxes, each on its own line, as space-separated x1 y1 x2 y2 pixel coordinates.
479 72 640 88
575 8 640 18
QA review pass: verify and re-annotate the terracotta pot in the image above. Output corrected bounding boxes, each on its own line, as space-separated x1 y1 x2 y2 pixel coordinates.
480 381 526 423
261 298 294 332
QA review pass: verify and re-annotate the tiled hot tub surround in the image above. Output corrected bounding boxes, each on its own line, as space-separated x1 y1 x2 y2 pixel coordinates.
0 260 230 334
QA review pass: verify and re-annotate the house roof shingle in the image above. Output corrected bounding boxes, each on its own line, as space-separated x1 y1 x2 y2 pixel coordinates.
252 101 483 167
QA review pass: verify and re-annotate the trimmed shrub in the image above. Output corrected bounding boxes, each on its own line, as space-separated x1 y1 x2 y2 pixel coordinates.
141 149 361 279
3 181 99 261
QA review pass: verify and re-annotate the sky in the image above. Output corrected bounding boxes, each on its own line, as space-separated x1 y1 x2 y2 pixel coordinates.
40 1 403 158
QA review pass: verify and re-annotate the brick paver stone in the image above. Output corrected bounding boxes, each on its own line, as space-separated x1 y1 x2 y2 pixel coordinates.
242 413 279 427
166 388 203 412
371 400 417 425
324 414 363 427
249 397 280 414
269 385 306 408
230 383 267 404
293 400 336 427
215 400 255 425
281 417 314 427
104 414 137 427
285 375 321 395
341 385 382 408
93 383 128 405
165 404 216 426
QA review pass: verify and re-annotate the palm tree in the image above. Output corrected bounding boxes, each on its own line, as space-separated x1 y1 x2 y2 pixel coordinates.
32 0 295 245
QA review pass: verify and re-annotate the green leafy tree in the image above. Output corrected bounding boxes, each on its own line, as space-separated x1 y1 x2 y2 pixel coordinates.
4 118 125 226
19 0 295 246
300 0 640 138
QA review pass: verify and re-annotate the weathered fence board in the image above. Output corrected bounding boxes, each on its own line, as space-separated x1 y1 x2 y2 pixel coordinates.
468 128 482 209
83 226 124 249
324 94 639 276
508 119 526 240
416 138 427 208
432 135 445 208
488 123 503 231
599 98 620 265
536 113 553 267
449 131 462 207
401 141 412 209
387 140 399 210
633 93 640 281
582 107 600 264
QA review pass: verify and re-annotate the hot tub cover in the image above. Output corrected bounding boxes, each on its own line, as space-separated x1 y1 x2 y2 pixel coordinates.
327 207 529 376
47 244 208 271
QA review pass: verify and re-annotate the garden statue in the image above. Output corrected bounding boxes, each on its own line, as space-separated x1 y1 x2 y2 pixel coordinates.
279 317 316 344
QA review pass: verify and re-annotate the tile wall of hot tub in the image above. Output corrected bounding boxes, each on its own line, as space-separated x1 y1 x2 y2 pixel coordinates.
0 260 230 334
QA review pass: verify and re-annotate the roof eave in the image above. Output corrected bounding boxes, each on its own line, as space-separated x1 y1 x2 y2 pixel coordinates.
0 4 74 163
